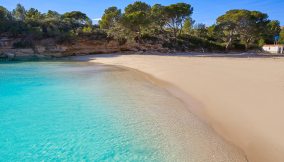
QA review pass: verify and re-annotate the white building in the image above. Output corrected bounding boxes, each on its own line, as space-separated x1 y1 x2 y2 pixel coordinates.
262 45 284 54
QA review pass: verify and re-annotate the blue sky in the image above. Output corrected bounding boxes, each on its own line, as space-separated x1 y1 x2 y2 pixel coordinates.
1 0 283 26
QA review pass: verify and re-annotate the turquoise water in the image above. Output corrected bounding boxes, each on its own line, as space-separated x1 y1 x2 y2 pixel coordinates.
0 62 246 162
0 62 167 161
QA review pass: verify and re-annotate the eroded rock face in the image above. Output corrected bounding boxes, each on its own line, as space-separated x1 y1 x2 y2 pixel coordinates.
0 37 170 60
6 53 15 59
0 37 17 48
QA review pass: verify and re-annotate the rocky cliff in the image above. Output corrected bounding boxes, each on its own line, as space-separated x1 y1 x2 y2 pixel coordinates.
0 37 168 60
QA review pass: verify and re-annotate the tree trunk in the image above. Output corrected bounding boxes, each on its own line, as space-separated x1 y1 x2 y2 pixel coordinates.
226 33 232 52
226 38 231 52
245 38 251 51
179 23 183 36
173 28 177 38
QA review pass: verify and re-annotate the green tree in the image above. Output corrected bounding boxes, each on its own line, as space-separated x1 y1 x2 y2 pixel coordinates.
0 6 12 33
62 11 92 34
2 5 27 36
207 25 220 42
46 10 61 19
267 20 281 35
150 4 167 32
121 1 151 40
99 7 121 29
279 27 284 44
43 10 62 34
182 18 194 34
12 4 26 21
193 23 207 38
26 8 42 20
25 8 43 26
124 1 151 14
24 8 45 37
63 11 90 25
215 20 237 50
264 20 281 43
217 10 269 50
164 3 193 38
107 22 133 44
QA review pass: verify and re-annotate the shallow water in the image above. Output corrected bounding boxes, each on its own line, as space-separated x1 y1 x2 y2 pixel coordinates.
0 62 246 161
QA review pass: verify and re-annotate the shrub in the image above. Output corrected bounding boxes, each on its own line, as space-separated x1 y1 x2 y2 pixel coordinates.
118 37 127 45
78 28 108 40
140 33 159 43
162 34 224 51
258 39 265 47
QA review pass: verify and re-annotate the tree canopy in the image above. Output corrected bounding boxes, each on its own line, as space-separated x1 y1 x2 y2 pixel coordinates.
121 1 151 38
163 3 193 37
280 27 284 44
0 2 282 51
216 9 279 50
99 7 121 29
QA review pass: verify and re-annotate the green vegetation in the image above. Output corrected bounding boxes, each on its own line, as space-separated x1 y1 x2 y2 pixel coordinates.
0 4 99 43
215 10 281 50
0 2 282 52
280 27 284 44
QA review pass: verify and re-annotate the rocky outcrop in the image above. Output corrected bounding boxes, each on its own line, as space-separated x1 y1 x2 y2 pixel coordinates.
0 37 171 60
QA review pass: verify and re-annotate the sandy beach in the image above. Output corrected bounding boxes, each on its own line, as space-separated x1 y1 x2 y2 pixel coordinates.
75 54 284 162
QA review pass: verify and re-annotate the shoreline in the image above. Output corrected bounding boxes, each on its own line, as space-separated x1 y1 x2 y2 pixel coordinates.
1 51 284 62
72 55 248 158
106 63 249 161
114 64 212 124
73 54 284 162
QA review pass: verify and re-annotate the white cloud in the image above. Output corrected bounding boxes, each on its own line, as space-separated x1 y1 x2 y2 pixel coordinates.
92 18 101 21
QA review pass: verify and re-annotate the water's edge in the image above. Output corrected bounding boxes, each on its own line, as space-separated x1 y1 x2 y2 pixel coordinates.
94 62 249 161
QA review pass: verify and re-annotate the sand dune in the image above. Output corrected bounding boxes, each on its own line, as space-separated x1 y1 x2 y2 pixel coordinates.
82 54 284 162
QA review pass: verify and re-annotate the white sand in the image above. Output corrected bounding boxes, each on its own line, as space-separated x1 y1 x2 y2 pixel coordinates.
80 54 284 162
